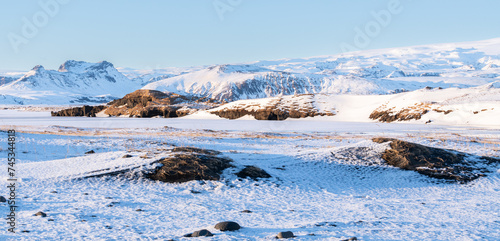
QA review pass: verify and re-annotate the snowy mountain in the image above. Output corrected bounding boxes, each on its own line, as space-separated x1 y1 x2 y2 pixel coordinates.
116 66 204 86
1 38 499 105
0 60 142 105
144 38 500 101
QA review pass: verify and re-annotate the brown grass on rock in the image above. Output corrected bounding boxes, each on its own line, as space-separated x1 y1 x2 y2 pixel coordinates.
51 105 107 117
369 103 453 123
210 94 335 120
373 138 499 182
148 152 233 183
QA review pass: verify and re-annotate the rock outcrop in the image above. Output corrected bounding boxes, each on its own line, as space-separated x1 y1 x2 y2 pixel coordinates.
148 147 233 183
236 166 271 180
369 102 453 123
209 94 335 120
373 138 500 182
51 105 107 117
52 89 220 118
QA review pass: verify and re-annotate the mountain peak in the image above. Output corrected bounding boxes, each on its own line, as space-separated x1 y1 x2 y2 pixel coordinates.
58 60 86 72
32 65 45 72
58 60 115 73
91 61 114 71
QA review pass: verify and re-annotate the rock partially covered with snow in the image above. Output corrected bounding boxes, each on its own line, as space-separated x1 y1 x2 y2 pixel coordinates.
373 138 500 182
236 166 271 180
209 94 335 120
148 148 233 183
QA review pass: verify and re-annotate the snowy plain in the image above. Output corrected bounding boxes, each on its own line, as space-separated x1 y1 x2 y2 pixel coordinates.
0 110 499 240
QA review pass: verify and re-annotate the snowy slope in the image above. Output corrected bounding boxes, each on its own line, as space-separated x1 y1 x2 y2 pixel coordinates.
0 60 142 105
144 38 500 101
116 66 204 85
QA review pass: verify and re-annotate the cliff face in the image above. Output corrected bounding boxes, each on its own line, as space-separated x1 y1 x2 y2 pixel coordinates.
209 94 335 120
51 105 107 117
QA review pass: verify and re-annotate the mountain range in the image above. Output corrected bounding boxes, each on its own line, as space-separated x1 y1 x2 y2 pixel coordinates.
1 38 499 105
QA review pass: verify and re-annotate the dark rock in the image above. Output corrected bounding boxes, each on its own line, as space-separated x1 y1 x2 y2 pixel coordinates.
0 196 6 202
34 211 47 217
341 238 358 241
85 150 95 154
276 231 294 239
236 166 271 180
183 233 192 237
51 105 107 117
122 154 133 158
191 229 214 237
148 153 233 183
373 138 500 182
214 221 241 231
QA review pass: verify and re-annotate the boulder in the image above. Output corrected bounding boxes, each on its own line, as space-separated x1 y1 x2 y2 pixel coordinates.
191 229 213 237
148 153 233 183
276 231 294 239
236 166 271 180
214 221 241 231
34 211 47 217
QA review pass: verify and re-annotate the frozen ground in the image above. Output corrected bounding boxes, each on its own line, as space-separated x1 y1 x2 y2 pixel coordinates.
0 110 499 240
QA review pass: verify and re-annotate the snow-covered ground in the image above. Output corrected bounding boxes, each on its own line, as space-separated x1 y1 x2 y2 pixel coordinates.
0 110 499 240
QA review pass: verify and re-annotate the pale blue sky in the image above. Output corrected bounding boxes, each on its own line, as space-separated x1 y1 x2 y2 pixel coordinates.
1 0 499 70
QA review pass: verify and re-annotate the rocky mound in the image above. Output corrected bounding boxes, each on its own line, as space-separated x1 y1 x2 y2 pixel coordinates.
209 94 335 120
369 102 453 122
51 105 107 117
52 89 220 118
373 138 500 182
236 166 271 180
148 148 233 183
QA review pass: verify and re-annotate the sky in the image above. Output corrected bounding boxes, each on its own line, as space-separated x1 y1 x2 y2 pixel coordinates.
0 0 499 71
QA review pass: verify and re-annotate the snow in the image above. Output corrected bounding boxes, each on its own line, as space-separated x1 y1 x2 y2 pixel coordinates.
0 111 499 240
